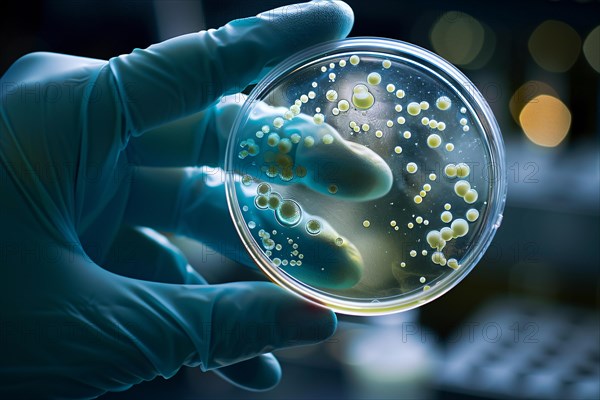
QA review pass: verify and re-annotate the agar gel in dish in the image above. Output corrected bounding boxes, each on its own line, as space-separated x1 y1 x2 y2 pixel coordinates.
225 38 506 315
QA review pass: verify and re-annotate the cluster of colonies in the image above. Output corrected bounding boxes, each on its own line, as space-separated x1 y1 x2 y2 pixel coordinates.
244 183 309 267
238 54 484 290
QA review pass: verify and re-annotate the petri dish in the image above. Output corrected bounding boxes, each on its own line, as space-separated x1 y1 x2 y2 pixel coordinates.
225 37 506 315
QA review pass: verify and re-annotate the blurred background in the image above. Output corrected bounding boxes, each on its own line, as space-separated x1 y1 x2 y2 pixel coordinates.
2 0 598 398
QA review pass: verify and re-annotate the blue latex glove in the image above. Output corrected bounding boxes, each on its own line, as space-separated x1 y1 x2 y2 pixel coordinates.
0 1 389 398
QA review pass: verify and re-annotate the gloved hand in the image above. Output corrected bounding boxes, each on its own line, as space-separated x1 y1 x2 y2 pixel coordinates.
0 1 388 398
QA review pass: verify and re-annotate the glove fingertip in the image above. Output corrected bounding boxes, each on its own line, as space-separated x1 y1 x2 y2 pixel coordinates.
211 353 282 392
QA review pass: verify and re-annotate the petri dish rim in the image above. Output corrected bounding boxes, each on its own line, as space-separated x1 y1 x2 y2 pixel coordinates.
225 37 507 315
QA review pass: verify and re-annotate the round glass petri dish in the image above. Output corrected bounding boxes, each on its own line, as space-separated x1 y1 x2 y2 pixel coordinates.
225 37 506 315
